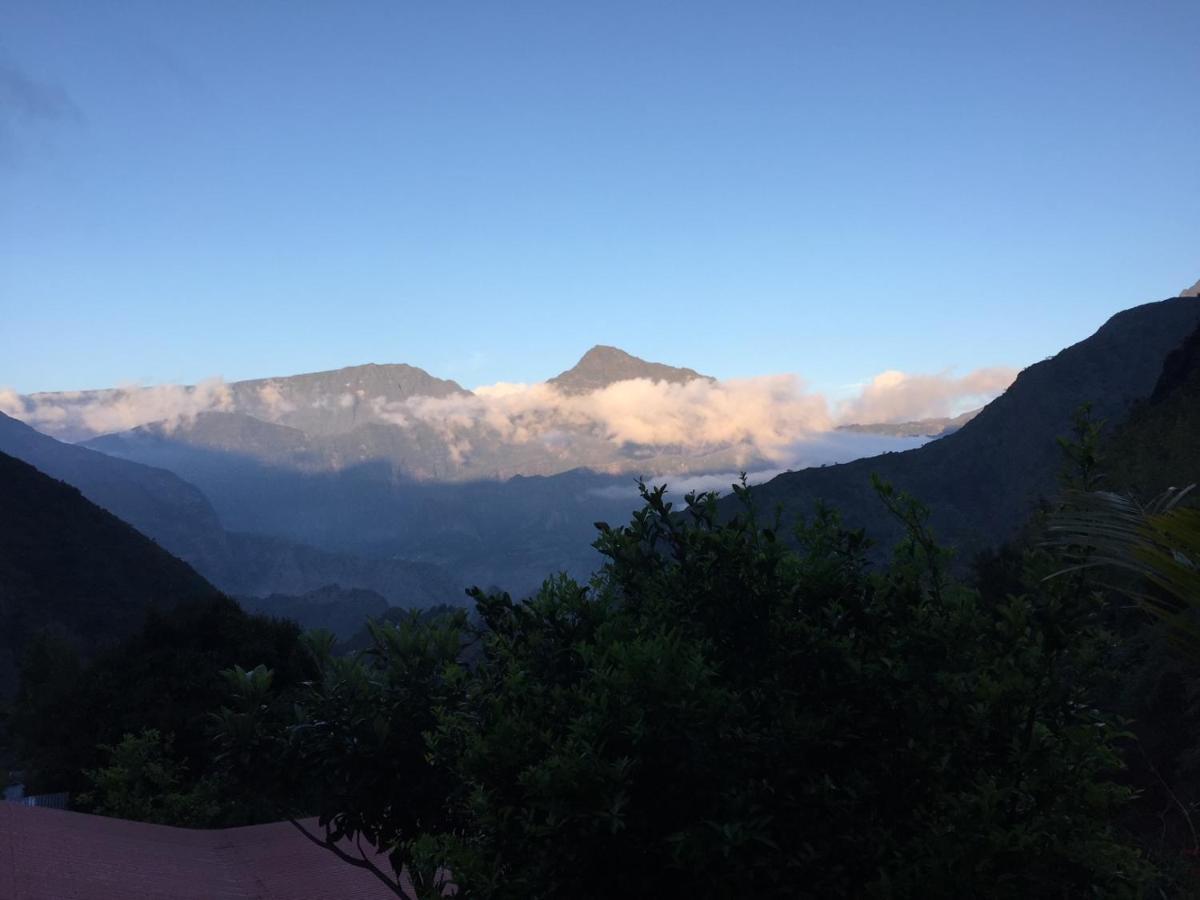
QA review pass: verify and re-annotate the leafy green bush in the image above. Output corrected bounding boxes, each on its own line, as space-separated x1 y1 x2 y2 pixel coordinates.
79 729 223 827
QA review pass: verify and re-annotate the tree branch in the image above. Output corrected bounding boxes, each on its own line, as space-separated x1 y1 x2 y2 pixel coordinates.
1135 742 1199 853
287 817 408 898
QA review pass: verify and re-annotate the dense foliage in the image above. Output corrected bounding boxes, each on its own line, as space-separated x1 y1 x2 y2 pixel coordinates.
1045 399 1200 884
78 728 224 827
217 480 1152 898
10 596 314 821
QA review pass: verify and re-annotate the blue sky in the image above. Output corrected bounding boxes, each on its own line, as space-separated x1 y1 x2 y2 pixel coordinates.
1 1 1197 397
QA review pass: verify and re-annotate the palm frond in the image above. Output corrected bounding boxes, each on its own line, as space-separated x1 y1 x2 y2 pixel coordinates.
1046 484 1200 654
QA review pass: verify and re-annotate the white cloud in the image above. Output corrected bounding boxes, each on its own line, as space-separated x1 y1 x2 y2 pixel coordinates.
1 364 1015 463
836 367 1017 424
12 378 233 439
388 375 832 463
0 388 28 418
255 382 296 417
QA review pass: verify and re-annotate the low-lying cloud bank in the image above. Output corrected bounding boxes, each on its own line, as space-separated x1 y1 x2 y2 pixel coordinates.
382 375 833 463
837 368 1016 424
0 380 234 440
1 365 1016 464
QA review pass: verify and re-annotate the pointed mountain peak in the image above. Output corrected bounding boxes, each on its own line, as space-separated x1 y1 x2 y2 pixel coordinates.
547 346 712 395
1180 277 1200 298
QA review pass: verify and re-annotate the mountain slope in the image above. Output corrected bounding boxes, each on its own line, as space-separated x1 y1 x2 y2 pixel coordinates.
223 532 465 606
0 450 224 693
1106 319 1200 497
19 362 467 443
237 584 391 641
731 295 1200 562
0 411 233 577
547 345 712 394
226 362 467 437
0 412 463 606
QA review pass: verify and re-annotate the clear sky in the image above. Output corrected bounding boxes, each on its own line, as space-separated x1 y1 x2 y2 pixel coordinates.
1 0 1197 397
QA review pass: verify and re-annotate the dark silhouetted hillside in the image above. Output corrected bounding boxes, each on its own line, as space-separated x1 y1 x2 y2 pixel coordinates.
0 411 233 577
1106 319 1200 497
731 295 1200 562
0 412 463 607
0 450 223 694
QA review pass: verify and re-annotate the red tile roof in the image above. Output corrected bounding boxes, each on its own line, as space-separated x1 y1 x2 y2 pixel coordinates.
0 803 413 899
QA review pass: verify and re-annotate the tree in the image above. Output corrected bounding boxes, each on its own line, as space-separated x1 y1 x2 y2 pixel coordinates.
221 481 1152 898
9 596 315 817
1047 485 1200 654
1040 404 1200 887
213 616 468 898
79 729 222 826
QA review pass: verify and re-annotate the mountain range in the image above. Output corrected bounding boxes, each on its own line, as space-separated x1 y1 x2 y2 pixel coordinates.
15 346 733 482
3 284 1198 620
